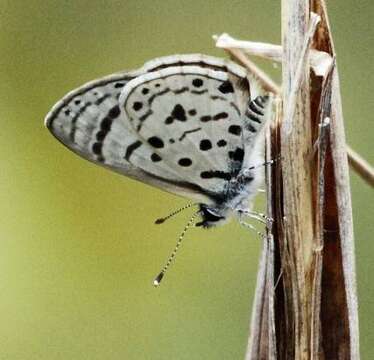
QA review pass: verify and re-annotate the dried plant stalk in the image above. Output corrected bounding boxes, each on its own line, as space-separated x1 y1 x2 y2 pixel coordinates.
217 0 360 359
214 33 374 189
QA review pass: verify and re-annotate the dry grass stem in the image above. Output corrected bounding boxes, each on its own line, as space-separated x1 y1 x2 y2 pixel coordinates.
214 32 373 189
216 0 360 358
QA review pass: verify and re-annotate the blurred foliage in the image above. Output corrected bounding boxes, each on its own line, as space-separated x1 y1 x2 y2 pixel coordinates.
0 1 372 359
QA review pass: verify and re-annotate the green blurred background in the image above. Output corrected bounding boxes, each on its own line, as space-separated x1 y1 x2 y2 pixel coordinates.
0 1 372 359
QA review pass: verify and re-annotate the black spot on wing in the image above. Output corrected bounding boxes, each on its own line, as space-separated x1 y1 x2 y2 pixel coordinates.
228 125 242 136
124 140 142 161
108 105 120 119
200 115 211 123
228 147 244 162
217 139 227 147
171 104 186 121
200 171 232 180
92 142 102 155
148 136 164 148
73 104 121 162
218 80 234 94
200 112 228 123
199 139 212 151
133 101 143 111
165 116 173 125
192 78 203 87
151 153 162 162
213 112 228 121
96 130 106 141
178 158 192 167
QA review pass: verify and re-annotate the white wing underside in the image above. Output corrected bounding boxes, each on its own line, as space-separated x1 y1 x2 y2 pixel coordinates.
45 54 267 204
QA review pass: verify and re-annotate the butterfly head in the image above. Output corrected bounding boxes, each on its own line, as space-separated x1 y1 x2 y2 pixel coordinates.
195 204 230 228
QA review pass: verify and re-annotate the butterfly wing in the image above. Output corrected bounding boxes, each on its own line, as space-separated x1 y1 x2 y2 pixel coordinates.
45 55 267 204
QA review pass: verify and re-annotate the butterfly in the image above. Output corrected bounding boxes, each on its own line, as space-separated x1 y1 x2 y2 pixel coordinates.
45 54 272 285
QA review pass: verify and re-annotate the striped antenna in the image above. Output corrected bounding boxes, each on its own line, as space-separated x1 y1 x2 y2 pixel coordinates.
240 155 280 180
153 211 199 287
155 203 195 224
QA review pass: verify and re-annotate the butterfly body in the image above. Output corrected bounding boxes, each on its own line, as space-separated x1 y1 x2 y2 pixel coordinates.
45 54 271 229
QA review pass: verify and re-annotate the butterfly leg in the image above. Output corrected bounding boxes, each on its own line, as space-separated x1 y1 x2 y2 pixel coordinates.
239 209 273 224
239 220 265 238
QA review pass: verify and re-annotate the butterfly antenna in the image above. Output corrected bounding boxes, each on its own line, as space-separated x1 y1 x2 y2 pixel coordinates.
153 211 199 287
241 155 281 179
247 156 280 171
155 203 196 224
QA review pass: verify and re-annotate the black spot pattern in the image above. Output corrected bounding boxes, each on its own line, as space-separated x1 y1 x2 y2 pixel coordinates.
96 131 106 141
171 104 186 121
169 138 175 144
133 102 143 111
188 109 197 116
142 88 149 95
200 139 212 151
228 125 242 136
165 116 173 125
92 142 102 155
192 78 203 87
151 153 162 162
218 80 234 94
165 104 188 125
148 136 164 148
91 105 121 161
200 112 229 123
114 82 125 88
229 147 244 162
213 112 228 121
178 158 192 167
74 99 81 105
200 171 232 180
124 140 142 161
200 115 211 122
217 139 227 147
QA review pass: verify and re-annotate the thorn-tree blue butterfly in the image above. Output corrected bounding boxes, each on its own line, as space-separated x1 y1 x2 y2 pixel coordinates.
45 54 272 285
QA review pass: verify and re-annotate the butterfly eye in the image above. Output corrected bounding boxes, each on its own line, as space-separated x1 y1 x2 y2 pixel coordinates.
205 208 221 218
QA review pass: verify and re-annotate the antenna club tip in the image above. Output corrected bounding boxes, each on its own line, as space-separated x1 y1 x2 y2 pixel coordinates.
155 218 165 224
153 272 165 287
